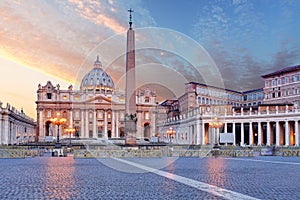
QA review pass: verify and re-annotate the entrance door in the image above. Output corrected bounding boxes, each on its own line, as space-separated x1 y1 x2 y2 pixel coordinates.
144 123 150 138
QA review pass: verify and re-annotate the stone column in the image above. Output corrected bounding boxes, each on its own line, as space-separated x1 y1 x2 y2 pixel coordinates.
216 127 220 145
276 121 280 146
175 127 179 143
285 120 290 146
116 111 119 137
80 109 84 138
39 110 44 141
93 110 97 138
18 125 22 144
267 121 271 146
201 122 205 145
85 110 89 138
187 125 191 144
196 120 201 145
249 122 253 145
258 122 262 145
151 112 156 137
137 111 143 138
0 116 2 144
70 110 73 127
241 122 244 146
10 122 15 145
104 110 108 138
4 116 9 145
295 120 299 146
12 123 16 145
112 110 115 138
224 122 227 133
232 122 236 146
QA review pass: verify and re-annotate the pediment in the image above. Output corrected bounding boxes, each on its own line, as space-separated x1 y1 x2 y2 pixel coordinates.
85 95 114 104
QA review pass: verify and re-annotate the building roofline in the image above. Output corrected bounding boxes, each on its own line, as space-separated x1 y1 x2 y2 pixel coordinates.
242 88 264 94
261 65 300 78
186 82 242 94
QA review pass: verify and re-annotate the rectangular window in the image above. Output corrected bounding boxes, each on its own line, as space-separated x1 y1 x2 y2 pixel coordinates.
253 94 257 100
285 77 289 84
145 97 150 103
293 75 299 82
272 80 276 86
145 112 150 120
97 111 103 119
74 95 80 100
47 111 51 118
265 81 269 87
47 93 52 99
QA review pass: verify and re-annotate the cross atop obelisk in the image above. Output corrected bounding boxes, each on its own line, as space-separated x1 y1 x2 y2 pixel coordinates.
128 8 134 29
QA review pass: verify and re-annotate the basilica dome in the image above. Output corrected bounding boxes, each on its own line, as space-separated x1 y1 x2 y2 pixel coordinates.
80 56 114 91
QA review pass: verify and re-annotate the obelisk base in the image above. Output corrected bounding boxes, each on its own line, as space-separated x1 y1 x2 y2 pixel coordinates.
125 114 137 146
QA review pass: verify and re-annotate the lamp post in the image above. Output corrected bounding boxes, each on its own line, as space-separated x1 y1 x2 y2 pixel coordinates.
50 112 66 146
167 127 175 143
209 116 224 147
65 127 75 147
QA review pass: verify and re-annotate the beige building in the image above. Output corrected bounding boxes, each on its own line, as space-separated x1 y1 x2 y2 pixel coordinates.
36 57 157 142
0 102 36 145
158 65 300 147
263 65 300 106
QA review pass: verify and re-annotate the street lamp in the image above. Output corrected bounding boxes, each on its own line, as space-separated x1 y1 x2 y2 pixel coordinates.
166 127 175 143
209 116 224 146
65 127 75 147
50 112 66 145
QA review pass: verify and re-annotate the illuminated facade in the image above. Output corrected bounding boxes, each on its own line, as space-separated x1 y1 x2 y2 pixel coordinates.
36 57 157 142
0 102 36 145
158 65 300 147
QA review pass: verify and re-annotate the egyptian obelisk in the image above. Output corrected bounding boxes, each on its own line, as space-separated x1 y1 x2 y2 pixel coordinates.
125 8 137 145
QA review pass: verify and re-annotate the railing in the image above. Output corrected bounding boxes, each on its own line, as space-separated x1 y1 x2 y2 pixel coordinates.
160 106 300 126
0 149 44 158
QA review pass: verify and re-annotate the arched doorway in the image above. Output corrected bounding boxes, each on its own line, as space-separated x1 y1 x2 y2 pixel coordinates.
45 121 52 137
120 127 125 138
144 123 150 138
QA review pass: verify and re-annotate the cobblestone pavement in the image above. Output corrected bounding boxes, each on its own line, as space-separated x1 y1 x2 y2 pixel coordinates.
0 155 299 200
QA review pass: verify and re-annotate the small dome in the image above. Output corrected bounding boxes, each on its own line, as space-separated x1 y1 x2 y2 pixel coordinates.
80 56 114 91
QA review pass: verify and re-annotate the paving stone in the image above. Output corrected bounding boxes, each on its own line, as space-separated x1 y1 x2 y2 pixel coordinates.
0 156 299 199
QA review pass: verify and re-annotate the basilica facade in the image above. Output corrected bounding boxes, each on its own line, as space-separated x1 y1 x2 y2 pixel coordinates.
36 57 157 142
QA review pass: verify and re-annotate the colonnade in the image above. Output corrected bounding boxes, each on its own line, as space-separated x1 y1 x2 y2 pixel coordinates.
0 106 36 145
40 108 156 141
159 106 300 147
48 109 123 140
220 120 300 146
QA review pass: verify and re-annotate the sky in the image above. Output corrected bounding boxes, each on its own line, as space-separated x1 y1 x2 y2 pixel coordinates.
1 0 300 119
